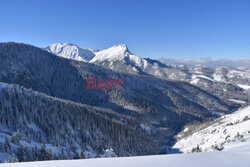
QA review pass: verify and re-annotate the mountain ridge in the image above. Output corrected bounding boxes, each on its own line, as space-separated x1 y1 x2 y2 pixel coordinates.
44 43 95 62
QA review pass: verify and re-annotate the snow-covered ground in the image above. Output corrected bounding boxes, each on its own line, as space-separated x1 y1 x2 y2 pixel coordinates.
173 106 250 153
0 151 249 167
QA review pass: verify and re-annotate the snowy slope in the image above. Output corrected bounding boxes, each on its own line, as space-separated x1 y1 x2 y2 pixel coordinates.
1 151 250 167
44 43 95 62
172 106 250 153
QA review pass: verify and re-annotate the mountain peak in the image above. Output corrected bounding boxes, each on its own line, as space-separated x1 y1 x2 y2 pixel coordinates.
115 44 127 48
111 44 130 53
49 43 80 49
45 43 95 62
89 44 133 63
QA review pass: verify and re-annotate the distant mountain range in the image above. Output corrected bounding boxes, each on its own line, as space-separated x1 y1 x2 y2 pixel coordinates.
159 58 250 70
44 42 250 69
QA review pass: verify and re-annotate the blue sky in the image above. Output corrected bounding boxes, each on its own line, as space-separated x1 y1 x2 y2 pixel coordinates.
0 0 249 59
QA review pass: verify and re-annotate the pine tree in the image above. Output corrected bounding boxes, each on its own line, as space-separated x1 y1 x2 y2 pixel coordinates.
8 152 18 163
34 145 38 161
45 148 52 160
11 130 21 145
18 145 25 162
0 142 5 153
79 151 85 159
39 143 47 161
4 137 11 153
61 148 66 160
30 144 35 161
67 148 71 159
24 143 31 161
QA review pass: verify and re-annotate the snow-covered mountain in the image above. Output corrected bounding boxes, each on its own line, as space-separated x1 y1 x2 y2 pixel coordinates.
88 44 250 88
90 44 134 62
89 44 250 105
44 43 95 62
44 42 250 105
172 105 250 153
89 44 191 79
90 44 152 74
44 43 250 93
45 43 177 76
